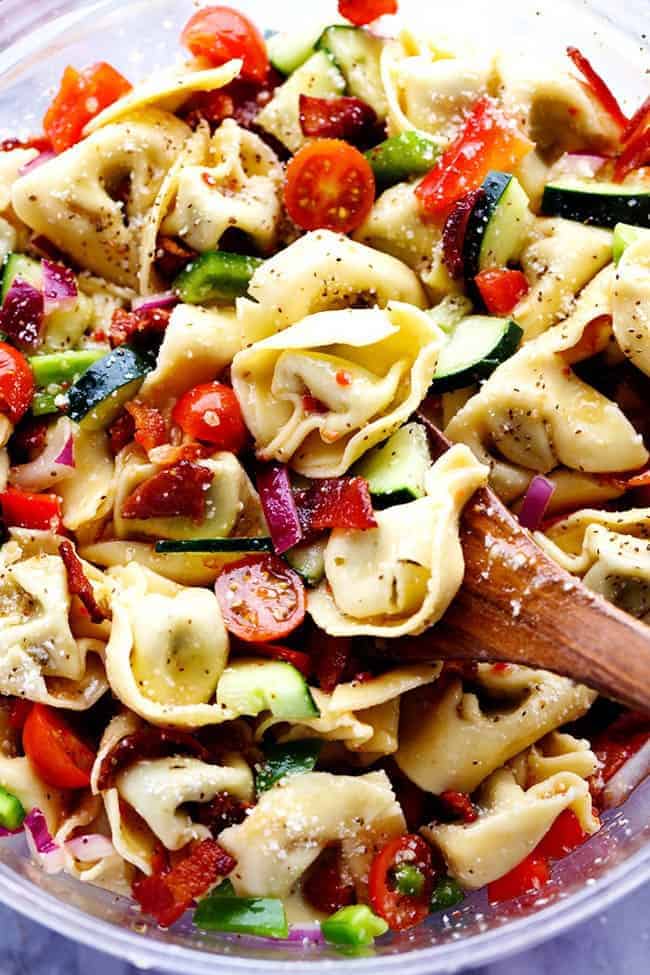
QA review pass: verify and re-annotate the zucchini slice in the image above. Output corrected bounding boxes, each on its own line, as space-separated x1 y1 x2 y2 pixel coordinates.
267 24 325 75
173 251 263 305
463 172 531 278
155 538 273 554
353 422 431 506
67 346 152 430
430 315 523 393
1 253 41 301
285 538 326 586
541 179 650 229
256 50 346 152
317 25 387 118
216 660 320 720
365 132 439 189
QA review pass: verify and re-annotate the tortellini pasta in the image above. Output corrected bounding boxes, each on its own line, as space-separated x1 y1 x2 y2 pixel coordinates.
423 766 599 889
232 302 443 478
236 230 427 344
220 771 405 898
309 445 488 635
105 563 233 727
396 664 596 794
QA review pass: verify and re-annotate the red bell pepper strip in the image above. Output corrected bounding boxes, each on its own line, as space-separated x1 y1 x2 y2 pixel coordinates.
566 47 628 133
0 488 63 533
475 268 529 315
416 97 532 219
294 476 377 533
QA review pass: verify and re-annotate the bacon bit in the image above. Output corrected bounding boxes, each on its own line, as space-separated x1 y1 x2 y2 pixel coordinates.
97 728 211 791
567 47 628 133
121 459 213 523
133 839 236 928
294 476 377 532
125 400 167 453
108 410 136 456
303 846 355 915
335 370 352 387
439 790 478 823
442 188 485 279
197 792 252 835
302 394 328 414
109 306 171 348
155 236 198 281
59 540 107 624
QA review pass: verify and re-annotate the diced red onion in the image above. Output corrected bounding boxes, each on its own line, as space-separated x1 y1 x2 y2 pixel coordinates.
556 153 608 179
65 833 115 862
24 808 64 874
602 739 650 809
11 416 76 491
257 462 303 555
132 291 178 313
18 150 56 177
0 277 44 351
518 475 556 531
42 259 78 314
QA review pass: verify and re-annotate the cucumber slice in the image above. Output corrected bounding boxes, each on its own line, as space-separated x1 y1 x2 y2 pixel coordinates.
0 786 25 831
430 315 523 393
613 222 650 265
541 179 650 229
216 660 320 720
285 538 326 586
267 24 325 75
365 132 439 189
29 349 105 387
173 252 263 305
1 253 41 301
256 50 346 153
317 26 387 118
463 172 531 278
353 422 431 506
155 538 273 554
67 345 152 430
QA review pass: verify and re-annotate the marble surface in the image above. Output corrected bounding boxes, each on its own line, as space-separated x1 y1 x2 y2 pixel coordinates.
0 883 648 975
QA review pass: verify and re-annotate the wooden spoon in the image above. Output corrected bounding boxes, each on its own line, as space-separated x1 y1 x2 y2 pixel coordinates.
391 415 650 714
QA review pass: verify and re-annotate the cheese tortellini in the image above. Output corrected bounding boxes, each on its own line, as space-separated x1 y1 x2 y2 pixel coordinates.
232 302 443 477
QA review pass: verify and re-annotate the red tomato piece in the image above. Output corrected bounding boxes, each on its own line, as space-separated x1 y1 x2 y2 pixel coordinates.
535 810 588 861
303 846 356 914
299 94 378 145
442 188 486 279
181 6 268 83
487 853 550 904
0 488 63 532
284 139 376 234
214 555 306 643
44 62 132 154
338 0 398 26
369 834 435 931
23 704 95 789
8 699 32 731
133 839 236 928
171 382 247 452
475 268 529 315
125 401 167 453
241 642 312 677
59 540 107 624
294 477 377 532
416 97 532 219
121 459 214 523
109 307 171 348
567 47 628 133
0 343 34 424
439 790 478 823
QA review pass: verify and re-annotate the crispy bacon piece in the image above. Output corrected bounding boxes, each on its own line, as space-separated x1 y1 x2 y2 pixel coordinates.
58 540 107 624
121 459 213 523
132 839 236 928
439 790 478 823
303 846 355 915
125 400 167 453
155 236 198 281
107 410 136 456
109 306 171 348
97 728 210 791
197 792 252 835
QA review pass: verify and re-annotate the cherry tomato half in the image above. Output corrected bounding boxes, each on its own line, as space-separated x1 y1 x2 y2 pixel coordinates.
181 6 269 83
284 139 376 234
214 555 306 643
0 342 34 424
338 0 398 27
171 382 248 452
44 62 132 154
23 704 96 789
369 834 435 931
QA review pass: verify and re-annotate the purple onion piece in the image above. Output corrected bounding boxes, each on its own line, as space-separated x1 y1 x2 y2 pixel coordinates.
257 462 303 555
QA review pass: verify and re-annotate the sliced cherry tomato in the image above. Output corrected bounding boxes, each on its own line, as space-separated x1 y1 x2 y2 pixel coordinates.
294 476 377 533
369 834 435 931
44 62 132 153
567 47 628 133
487 852 550 905
338 0 398 26
0 488 63 532
8 699 32 731
125 400 167 453
171 382 247 452
416 97 532 219
181 6 268 83
0 343 34 424
303 846 355 914
121 459 214 523
475 268 529 315
214 554 306 643
23 704 95 789
240 642 312 677
284 139 376 234
299 94 378 146
535 810 588 861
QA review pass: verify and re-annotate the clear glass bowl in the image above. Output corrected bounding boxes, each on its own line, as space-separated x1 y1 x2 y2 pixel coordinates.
0 0 648 971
